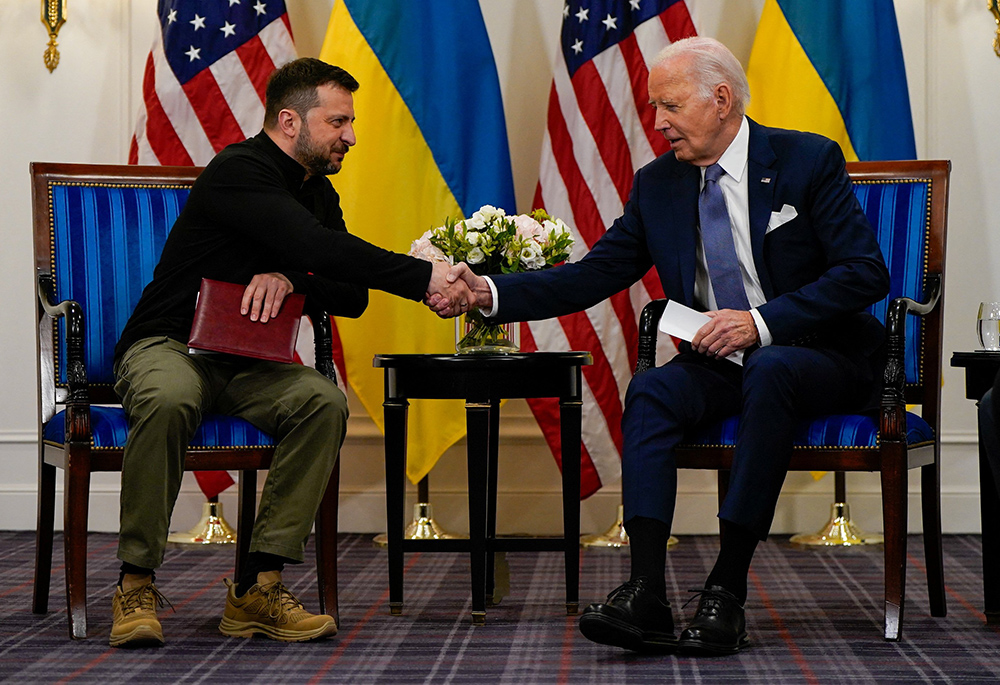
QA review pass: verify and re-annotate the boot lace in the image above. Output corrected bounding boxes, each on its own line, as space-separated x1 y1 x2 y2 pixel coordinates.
121 583 173 615
263 581 306 622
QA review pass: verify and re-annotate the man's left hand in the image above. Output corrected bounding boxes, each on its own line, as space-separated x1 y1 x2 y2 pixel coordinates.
692 309 760 359
242 272 294 323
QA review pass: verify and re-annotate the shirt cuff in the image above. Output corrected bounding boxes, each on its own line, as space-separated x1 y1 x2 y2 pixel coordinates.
481 276 499 318
750 308 772 347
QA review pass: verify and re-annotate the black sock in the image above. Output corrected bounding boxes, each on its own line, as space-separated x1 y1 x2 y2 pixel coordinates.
704 519 759 604
624 515 670 601
236 552 292 597
118 562 155 589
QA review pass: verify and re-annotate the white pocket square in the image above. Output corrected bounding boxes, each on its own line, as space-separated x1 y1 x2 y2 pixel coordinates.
767 204 798 233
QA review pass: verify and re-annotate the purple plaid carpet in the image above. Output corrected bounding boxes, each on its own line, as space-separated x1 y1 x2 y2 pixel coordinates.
2 531 998 683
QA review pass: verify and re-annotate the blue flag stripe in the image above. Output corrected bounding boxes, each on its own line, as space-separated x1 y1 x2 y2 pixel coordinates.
776 0 916 161
342 0 515 216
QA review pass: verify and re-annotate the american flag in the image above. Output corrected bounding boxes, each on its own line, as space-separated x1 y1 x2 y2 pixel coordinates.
129 0 297 165
524 0 696 498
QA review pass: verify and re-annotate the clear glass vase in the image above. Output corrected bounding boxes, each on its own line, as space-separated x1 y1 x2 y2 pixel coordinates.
455 309 520 354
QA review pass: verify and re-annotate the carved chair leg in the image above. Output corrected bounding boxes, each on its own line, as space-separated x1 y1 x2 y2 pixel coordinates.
921 460 947 617
314 460 340 625
880 449 908 641
63 462 92 639
235 470 257 581
33 460 57 615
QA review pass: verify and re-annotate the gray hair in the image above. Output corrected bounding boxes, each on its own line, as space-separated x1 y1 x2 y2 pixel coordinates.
650 37 750 116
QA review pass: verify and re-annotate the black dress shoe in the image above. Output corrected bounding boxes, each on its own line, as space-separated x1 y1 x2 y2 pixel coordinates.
678 585 750 655
578 577 676 653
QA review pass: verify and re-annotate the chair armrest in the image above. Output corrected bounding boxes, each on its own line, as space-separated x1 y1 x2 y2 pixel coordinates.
307 309 338 385
636 299 668 375
880 274 942 438
37 272 89 402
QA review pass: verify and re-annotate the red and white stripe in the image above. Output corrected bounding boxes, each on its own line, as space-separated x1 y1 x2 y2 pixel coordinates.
129 15 296 165
525 2 697 498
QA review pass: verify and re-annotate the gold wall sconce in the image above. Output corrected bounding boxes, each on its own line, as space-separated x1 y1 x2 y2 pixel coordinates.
41 0 67 72
991 0 1000 58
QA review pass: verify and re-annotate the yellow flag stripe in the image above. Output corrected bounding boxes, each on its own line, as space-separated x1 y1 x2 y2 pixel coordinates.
746 0 859 162
321 2 468 483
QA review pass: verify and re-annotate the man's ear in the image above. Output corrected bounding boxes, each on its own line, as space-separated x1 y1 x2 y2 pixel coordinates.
715 83 734 119
276 108 300 138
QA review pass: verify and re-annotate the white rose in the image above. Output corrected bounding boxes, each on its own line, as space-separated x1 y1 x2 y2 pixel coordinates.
472 204 505 225
467 247 486 264
465 230 481 246
464 216 486 231
519 241 545 270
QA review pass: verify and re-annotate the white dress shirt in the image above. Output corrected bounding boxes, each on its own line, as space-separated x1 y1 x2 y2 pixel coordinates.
482 116 772 346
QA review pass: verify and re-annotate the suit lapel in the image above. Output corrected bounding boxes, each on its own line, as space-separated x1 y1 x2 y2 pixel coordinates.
747 120 777 300
670 162 700 306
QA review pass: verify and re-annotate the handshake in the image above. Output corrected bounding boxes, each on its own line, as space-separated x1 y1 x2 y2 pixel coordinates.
424 262 492 318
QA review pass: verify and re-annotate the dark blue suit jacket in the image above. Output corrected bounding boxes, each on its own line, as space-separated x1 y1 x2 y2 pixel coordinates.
492 120 890 365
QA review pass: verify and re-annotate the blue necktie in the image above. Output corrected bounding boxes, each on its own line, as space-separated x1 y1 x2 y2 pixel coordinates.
699 163 750 311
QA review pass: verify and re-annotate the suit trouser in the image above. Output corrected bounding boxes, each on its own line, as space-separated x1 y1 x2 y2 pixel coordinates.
114 336 348 569
622 345 873 540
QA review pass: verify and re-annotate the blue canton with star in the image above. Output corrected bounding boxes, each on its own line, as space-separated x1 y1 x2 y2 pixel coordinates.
159 0 288 84
561 0 680 76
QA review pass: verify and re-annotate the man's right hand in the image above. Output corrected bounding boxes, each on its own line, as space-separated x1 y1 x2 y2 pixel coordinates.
425 261 477 318
445 263 493 312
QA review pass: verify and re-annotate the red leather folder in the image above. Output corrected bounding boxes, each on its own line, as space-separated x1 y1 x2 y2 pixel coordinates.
187 278 305 363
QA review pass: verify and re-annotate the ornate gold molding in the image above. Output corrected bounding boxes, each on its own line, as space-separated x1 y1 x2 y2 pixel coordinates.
990 0 1000 58
41 0 67 72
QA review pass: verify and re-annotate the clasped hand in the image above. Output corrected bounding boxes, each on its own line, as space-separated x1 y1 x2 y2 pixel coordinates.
691 309 759 358
424 261 479 318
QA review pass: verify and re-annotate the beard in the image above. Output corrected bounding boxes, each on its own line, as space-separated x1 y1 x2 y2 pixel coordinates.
294 122 347 177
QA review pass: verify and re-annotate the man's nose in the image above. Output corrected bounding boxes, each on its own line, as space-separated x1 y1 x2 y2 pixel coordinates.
343 122 357 147
654 109 670 131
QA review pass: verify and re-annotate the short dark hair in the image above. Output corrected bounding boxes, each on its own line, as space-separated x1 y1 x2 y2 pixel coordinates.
263 58 359 128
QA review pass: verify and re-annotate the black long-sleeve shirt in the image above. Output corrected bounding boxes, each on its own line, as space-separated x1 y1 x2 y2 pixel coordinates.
115 131 431 362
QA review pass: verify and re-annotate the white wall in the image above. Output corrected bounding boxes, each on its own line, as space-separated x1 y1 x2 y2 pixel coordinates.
0 0 990 537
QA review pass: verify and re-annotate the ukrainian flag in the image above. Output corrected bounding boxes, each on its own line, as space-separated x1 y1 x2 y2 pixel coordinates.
746 0 916 161
320 1 516 484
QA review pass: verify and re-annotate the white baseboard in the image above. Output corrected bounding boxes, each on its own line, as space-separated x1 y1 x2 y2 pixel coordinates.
0 425 986 535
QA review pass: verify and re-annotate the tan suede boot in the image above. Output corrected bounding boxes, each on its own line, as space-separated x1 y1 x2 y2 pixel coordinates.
219 571 337 642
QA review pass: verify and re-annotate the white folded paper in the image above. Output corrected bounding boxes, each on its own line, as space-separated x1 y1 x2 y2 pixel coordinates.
657 300 743 366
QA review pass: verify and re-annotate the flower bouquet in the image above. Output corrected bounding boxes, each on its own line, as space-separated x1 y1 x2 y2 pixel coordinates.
409 205 574 353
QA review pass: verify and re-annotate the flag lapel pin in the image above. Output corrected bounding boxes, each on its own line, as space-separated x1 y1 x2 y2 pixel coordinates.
761 177 772 184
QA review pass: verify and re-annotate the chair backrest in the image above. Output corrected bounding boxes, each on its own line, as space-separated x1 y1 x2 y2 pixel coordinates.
847 160 950 412
32 163 203 412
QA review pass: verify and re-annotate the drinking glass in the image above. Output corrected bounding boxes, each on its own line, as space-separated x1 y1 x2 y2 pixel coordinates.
978 302 1000 351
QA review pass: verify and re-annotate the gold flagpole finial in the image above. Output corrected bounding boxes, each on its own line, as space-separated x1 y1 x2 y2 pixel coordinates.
41 0 67 72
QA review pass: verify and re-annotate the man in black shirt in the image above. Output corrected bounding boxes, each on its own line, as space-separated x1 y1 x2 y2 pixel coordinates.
110 58 473 648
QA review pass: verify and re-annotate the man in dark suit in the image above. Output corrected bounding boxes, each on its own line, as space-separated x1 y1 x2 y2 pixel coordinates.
445 37 890 655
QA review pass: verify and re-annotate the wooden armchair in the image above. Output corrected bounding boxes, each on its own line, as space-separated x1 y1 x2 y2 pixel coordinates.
30 162 341 639
635 160 951 640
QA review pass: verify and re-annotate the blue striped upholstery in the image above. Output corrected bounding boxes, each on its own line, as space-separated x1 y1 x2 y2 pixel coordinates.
45 180 278 452
683 411 934 449
49 183 190 386
42 406 275 449
854 179 929 386
680 177 933 451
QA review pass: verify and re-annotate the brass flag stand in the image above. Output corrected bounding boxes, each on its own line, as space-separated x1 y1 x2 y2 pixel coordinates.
790 472 883 546
374 475 456 546
581 503 679 549
167 496 237 545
